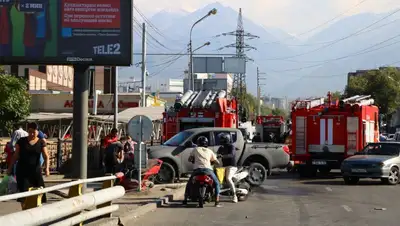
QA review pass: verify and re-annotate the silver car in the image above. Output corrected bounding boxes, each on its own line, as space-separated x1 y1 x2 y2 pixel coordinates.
341 142 400 185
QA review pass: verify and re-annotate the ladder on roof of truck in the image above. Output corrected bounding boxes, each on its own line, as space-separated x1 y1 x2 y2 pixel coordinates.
340 95 375 106
295 97 325 109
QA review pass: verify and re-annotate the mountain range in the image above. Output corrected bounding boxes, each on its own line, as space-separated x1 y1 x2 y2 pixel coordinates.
122 2 400 98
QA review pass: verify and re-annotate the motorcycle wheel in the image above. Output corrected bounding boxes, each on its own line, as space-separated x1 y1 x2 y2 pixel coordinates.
198 186 206 208
238 195 248 202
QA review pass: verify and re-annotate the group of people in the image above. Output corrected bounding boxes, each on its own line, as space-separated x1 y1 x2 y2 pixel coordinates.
183 133 238 207
101 128 136 175
5 123 50 206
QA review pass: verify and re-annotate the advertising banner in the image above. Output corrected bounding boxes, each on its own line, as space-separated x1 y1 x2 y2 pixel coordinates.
0 0 132 66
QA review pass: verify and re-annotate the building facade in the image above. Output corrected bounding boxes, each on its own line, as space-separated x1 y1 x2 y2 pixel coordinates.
30 93 165 114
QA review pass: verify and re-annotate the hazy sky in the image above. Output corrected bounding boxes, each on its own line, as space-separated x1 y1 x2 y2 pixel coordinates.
134 0 399 35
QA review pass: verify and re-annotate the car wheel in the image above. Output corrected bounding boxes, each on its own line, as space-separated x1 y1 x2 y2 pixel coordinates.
246 162 267 186
155 162 176 184
382 167 399 185
343 176 359 185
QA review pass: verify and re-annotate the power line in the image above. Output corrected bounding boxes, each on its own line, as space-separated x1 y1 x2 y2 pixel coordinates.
269 59 400 94
274 18 400 48
132 53 236 56
263 0 369 45
133 3 187 45
263 8 400 61
267 33 400 73
132 16 175 51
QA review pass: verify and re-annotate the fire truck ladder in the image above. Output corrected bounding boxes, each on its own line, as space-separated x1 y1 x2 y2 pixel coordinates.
341 95 374 106
295 97 325 109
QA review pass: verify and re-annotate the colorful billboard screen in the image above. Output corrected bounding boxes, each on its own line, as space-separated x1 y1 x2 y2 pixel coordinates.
0 0 132 66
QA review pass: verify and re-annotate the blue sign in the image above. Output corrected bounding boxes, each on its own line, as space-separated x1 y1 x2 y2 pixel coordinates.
18 0 45 12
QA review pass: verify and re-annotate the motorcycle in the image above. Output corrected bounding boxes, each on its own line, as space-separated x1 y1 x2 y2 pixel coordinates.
217 166 251 201
190 173 215 208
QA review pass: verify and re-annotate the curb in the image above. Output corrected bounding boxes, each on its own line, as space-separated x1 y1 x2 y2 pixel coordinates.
118 186 185 225
153 182 186 189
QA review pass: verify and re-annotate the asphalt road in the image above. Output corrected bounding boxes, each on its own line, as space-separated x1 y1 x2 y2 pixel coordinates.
130 171 399 226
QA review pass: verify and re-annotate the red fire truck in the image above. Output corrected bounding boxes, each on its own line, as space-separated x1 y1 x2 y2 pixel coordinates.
255 115 286 142
162 90 238 141
291 92 379 177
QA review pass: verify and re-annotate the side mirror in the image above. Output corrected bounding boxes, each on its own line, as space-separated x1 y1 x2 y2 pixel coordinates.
184 141 193 148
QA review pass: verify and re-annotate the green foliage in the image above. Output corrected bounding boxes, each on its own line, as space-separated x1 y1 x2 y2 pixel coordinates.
344 67 400 115
330 91 342 100
0 66 31 132
230 88 288 119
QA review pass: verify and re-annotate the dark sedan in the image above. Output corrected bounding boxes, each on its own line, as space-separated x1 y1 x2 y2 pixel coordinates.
341 142 400 185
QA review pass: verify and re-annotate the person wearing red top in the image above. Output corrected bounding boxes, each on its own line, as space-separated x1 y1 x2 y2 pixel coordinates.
102 128 119 149
100 128 118 169
0 4 13 57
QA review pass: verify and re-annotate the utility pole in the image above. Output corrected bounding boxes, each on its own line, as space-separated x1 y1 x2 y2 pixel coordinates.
72 65 89 185
113 66 118 127
257 67 266 116
216 8 259 121
141 23 147 107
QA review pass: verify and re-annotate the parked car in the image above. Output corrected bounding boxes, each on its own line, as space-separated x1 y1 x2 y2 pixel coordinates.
341 142 400 185
148 127 291 184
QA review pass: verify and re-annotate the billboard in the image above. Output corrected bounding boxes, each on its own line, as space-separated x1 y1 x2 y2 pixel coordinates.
0 0 132 66
224 57 246 74
193 57 223 73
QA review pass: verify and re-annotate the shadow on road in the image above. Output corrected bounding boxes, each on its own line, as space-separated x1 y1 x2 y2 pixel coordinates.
301 179 386 186
269 171 342 181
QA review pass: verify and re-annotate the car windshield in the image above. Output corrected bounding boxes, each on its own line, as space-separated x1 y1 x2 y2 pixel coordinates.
361 143 400 156
163 131 194 146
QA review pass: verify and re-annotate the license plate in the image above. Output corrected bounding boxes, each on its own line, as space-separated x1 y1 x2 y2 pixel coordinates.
351 168 367 173
312 160 326 165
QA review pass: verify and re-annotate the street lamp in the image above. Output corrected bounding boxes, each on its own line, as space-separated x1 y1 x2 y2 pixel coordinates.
188 8 217 91
193 41 211 52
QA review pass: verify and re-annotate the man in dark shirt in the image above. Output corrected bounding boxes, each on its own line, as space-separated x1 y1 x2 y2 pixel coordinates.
217 133 238 203
103 142 124 174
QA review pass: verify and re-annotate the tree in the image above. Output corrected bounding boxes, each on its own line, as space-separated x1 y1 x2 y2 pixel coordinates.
0 66 31 133
330 91 342 100
344 67 400 115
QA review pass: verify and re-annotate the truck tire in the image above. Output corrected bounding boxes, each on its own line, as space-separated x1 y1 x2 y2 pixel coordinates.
155 162 176 184
298 166 317 178
246 162 267 186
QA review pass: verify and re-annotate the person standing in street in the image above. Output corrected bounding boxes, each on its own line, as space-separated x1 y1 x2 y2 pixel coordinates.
100 128 119 168
217 133 238 203
7 122 49 207
103 142 124 174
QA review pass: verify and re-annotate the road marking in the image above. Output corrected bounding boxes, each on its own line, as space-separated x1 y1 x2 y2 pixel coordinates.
341 205 352 212
325 187 333 192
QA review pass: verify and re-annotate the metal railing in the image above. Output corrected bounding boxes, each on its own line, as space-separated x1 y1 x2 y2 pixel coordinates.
0 175 125 226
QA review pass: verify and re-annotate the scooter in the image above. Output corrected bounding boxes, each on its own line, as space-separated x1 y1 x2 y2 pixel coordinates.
217 167 251 201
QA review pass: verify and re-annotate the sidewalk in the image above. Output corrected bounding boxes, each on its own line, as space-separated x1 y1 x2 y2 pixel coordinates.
0 182 186 224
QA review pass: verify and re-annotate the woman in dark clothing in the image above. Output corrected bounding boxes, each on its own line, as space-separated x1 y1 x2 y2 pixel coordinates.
7 122 50 207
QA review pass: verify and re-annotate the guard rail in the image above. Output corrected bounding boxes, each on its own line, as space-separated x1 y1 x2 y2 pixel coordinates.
0 175 125 226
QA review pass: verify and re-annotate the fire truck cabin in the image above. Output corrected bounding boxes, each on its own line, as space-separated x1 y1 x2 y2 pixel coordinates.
291 93 379 176
162 90 238 140
255 115 286 142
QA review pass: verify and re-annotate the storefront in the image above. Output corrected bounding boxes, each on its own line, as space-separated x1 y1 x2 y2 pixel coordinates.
30 93 166 114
